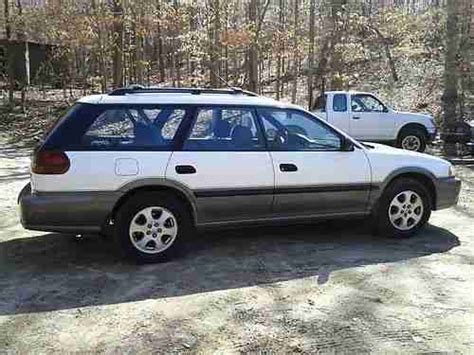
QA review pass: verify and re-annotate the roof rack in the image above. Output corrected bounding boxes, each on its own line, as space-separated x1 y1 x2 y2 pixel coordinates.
108 85 258 97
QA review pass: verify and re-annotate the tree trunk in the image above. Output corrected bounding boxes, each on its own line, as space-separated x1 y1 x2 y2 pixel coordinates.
307 0 315 109
4 0 14 109
247 0 259 93
112 0 124 88
315 0 344 93
275 0 285 100
209 0 221 87
369 24 398 82
156 0 166 82
442 0 459 155
291 0 299 103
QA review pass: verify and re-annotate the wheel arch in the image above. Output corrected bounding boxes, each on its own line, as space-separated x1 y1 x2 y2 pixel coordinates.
396 122 429 140
111 179 198 225
373 168 437 212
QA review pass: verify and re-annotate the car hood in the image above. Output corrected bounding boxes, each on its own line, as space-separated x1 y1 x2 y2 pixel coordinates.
394 111 433 122
362 142 451 179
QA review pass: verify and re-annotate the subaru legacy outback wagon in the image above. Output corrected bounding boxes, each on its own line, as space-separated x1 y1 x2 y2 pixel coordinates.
19 87 461 263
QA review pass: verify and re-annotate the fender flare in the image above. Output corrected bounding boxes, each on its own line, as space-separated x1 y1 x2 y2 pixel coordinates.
396 122 429 141
114 178 198 224
370 167 437 212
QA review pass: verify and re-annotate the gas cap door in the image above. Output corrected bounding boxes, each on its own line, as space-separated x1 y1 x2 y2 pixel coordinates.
115 158 139 176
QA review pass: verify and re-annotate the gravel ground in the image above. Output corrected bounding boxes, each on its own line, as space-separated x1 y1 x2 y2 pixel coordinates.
0 136 473 353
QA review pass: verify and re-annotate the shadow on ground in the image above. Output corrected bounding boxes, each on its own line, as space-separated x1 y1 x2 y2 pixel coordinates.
0 220 460 315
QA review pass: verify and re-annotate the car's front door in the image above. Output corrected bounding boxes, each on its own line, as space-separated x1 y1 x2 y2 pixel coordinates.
257 108 371 217
166 106 274 224
349 94 394 140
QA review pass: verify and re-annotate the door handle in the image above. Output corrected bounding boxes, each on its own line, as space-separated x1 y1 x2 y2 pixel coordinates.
352 116 360 120
175 165 196 174
280 163 298 172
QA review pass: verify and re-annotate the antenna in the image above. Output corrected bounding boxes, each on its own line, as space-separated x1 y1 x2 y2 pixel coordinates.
209 68 258 97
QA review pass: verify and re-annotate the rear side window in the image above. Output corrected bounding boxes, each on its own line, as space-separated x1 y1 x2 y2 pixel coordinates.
332 94 347 112
43 103 187 150
183 107 265 151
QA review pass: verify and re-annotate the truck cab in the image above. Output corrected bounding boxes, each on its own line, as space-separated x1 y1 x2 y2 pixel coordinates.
312 91 437 152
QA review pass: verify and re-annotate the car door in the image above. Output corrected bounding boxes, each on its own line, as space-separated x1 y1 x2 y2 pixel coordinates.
349 94 394 140
257 108 371 217
327 93 350 133
166 106 274 224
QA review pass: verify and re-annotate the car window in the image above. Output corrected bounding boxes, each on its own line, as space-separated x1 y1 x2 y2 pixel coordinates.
183 107 265 151
81 106 186 149
333 94 347 112
257 109 342 151
351 94 386 112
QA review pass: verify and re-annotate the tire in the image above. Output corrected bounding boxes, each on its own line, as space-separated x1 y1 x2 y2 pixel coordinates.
397 128 426 152
115 191 193 263
374 178 432 239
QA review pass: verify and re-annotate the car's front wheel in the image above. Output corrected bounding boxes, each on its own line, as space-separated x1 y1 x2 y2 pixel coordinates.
115 191 192 263
374 178 432 238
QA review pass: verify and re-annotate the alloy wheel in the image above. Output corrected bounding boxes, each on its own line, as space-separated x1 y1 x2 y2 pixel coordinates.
129 206 178 254
388 190 424 231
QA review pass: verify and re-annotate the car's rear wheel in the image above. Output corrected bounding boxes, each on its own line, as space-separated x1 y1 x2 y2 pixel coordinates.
115 191 192 263
397 128 427 152
374 178 431 238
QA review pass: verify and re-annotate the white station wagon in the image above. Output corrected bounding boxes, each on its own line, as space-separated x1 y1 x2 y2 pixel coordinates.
19 87 461 263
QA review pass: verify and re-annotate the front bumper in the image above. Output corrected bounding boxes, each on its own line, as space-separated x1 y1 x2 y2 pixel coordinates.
427 131 437 143
18 183 121 233
434 177 461 210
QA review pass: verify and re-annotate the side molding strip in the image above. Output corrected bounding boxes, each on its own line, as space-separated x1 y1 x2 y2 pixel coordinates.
194 183 377 198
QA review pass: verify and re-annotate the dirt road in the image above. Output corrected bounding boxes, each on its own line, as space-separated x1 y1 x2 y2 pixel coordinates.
0 137 473 353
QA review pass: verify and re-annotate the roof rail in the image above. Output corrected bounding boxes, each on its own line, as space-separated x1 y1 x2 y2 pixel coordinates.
108 85 258 97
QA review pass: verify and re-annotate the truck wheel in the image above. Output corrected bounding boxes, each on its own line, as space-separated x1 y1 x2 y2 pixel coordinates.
374 178 431 239
115 191 193 264
398 128 426 152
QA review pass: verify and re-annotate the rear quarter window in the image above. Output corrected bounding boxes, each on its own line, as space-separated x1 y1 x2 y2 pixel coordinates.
332 94 347 112
42 103 188 151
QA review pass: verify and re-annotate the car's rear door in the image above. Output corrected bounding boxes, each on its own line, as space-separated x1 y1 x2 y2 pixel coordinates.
327 93 351 133
257 108 371 217
166 106 274 225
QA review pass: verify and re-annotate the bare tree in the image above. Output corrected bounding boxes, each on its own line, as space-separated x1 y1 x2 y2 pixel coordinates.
291 0 299 103
4 0 14 108
307 0 316 108
112 0 124 88
247 0 259 92
209 0 221 87
275 0 285 100
441 0 459 130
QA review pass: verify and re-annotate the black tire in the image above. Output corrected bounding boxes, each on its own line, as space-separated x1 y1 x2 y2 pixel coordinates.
115 191 193 264
397 128 427 152
373 178 432 239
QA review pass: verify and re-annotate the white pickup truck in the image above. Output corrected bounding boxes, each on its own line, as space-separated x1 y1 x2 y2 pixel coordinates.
312 91 437 152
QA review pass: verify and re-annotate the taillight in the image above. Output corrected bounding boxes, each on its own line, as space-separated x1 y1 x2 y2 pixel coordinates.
32 151 70 175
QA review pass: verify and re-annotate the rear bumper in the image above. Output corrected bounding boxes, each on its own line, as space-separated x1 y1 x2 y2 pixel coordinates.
434 177 461 210
18 183 121 233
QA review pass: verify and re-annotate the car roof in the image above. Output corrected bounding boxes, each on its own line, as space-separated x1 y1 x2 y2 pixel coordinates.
78 92 300 109
323 90 378 96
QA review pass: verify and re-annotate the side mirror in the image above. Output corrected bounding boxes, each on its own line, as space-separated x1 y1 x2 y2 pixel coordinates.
341 137 355 151
383 106 389 113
